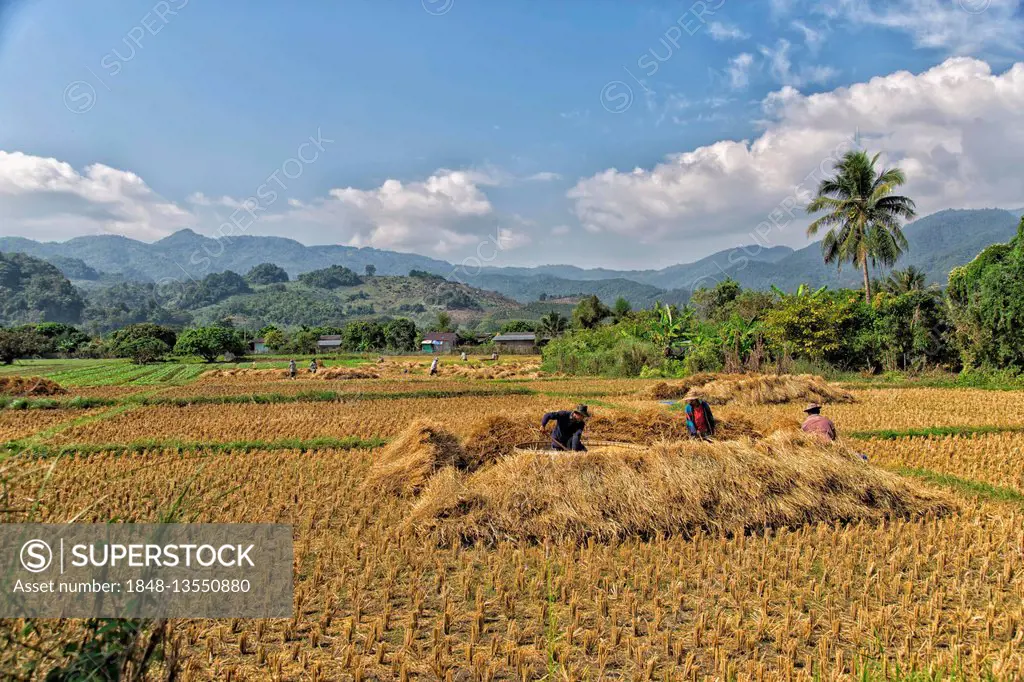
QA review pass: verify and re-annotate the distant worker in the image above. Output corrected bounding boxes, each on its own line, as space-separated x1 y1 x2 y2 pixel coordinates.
684 392 716 440
461 351 468 362
541 404 590 452
491 351 499 362
288 359 297 379
430 356 439 376
801 403 837 442
309 359 318 374
378 355 386 364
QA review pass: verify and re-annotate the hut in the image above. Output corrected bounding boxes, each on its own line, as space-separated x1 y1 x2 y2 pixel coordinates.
420 332 458 354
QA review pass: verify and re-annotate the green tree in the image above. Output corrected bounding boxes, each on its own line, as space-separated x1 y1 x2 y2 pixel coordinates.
572 295 611 330
500 320 535 333
33 322 91 354
948 217 1024 369
432 311 454 333
364 264 377 277
539 312 568 336
121 337 171 365
612 297 632 321
263 328 287 351
246 263 290 285
0 328 49 364
342 320 386 351
173 327 246 362
806 150 916 303
298 265 362 289
691 279 741 322
884 266 928 294
108 324 178 358
383 318 418 351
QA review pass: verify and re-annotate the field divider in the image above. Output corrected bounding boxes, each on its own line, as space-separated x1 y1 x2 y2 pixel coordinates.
2 435 387 459
848 424 1024 440
0 386 537 411
893 467 1024 507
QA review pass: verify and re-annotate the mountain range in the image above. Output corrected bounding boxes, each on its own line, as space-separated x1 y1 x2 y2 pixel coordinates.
1 208 1021 305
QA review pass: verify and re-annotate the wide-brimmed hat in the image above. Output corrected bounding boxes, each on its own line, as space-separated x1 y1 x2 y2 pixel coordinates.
683 392 703 401
573 404 591 419
803 403 822 413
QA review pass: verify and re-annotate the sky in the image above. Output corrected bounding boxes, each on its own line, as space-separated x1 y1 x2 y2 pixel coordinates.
0 0 1022 269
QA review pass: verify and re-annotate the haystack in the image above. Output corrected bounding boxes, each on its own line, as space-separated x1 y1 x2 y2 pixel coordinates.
699 374 854 406
462 415 535 462
315 368 380 380
406 432 954 545
364 420 476 497
587 409 761 444
642 373 735 401
0 376 66 397
644 374 853 406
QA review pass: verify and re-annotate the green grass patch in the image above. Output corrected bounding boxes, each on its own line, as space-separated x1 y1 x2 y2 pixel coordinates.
2 436 386 459
0 386 536 411
850 424 1024 440
895 467 1024 507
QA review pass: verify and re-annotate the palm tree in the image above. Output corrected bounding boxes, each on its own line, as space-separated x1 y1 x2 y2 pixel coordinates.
806 150 916 303
884 266 928 295
539 311 568 336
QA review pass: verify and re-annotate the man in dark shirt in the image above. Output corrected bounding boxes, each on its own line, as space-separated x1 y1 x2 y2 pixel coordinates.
541 404 590 451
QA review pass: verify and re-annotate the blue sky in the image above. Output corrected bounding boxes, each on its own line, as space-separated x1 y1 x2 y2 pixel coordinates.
0 0 1022 268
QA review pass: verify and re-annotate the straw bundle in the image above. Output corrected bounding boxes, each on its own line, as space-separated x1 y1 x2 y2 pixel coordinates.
406 431 954 545
364 419 472 497
0 376 66 396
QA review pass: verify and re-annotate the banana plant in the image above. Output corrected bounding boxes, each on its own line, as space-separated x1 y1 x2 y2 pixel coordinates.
770 283 828 300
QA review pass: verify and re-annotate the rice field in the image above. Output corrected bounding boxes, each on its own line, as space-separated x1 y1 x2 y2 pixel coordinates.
2 364 1024 680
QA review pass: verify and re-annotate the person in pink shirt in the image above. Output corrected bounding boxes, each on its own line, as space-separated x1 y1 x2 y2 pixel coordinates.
801 403 837 442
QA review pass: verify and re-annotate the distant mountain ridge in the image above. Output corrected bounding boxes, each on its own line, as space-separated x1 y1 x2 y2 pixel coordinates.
1 208 1019 304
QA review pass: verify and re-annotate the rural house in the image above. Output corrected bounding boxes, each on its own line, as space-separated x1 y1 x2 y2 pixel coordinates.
420 332 458 354
248 337 270 354
493 332 542 354
317 334 343 353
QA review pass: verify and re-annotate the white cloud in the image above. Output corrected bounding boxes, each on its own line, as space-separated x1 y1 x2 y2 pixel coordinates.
726 53 755 89
708 21 749 41
526 171 562 182
278 169 501 255
791 20 827 53
551 225 572 236
790 0 1024 56
759 39 839 87
568 58 1024 251
0 151 193 241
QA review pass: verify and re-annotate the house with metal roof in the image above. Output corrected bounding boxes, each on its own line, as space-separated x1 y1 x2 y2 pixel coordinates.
492 332 542 353
317 335 343 352
420 332 458 353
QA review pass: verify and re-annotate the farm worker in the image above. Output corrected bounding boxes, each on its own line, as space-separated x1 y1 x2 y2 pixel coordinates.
288 359 297 379
461 351 468 361
309 359 318 374
491 351 499 361
541 404 590 452
684 393 716 440
801 403 837 442
430 357 439 376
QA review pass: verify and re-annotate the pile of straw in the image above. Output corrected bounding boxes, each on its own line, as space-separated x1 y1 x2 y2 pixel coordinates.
364 420 484 497
644 374 853 406
0 376 66 396
587 409 761 444
406 432 954 545
462 416 536 461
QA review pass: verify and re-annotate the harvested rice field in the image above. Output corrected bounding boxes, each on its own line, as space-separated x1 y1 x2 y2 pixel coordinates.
2 362 1024 680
